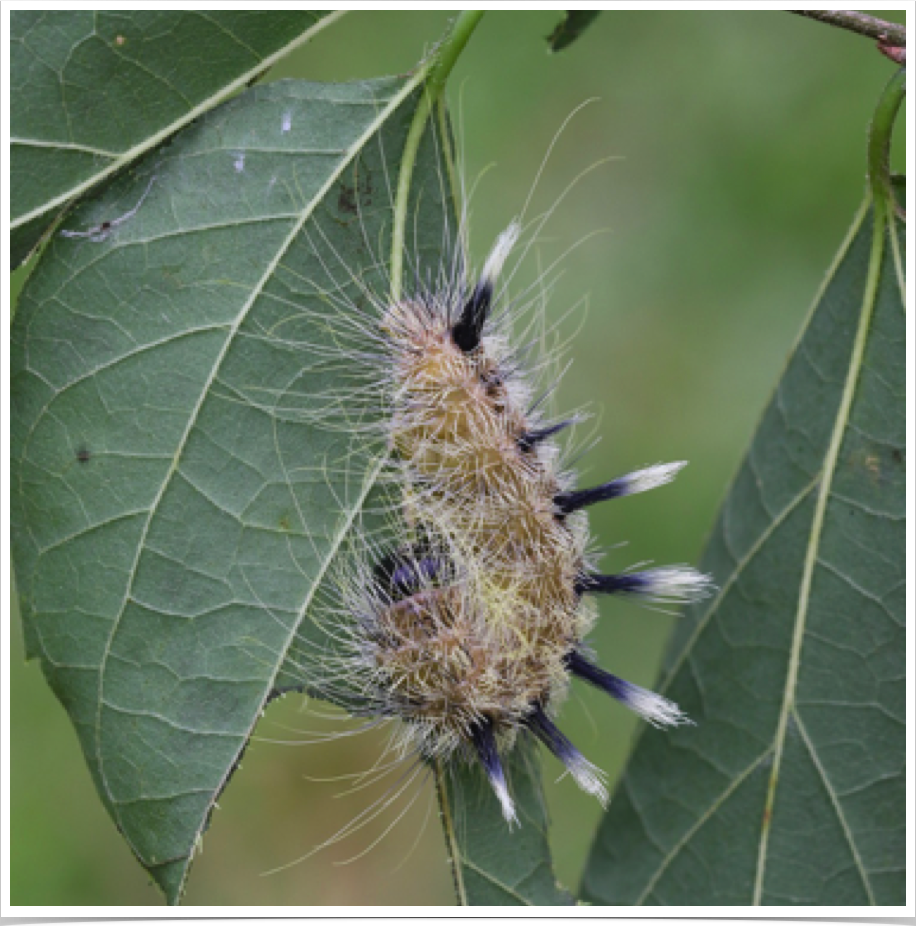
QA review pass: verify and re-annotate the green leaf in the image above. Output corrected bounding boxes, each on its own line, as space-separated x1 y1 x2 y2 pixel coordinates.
9 10 341 268
582 181 905 905
10 74 448 904
546 12 601 53
12 72 572 907
437 740 575 906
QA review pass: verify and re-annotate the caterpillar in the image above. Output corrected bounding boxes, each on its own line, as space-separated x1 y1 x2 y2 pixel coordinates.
294 210 713 825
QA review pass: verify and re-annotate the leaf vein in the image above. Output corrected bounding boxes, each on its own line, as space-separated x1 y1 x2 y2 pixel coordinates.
634 748 772 905
791 706 876 904
662 476 818 694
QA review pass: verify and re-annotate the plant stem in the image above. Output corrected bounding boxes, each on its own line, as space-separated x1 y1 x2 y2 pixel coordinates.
425 11 486 107
867 67 906 223
789 10 906 48
433 757 468 905
389 12 485 301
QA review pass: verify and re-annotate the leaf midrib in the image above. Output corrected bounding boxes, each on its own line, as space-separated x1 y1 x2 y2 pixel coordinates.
751 196 890 905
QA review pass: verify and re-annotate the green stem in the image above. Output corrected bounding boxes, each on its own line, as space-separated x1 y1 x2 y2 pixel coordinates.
389 11 485 301
858 68 905 462
433 757 468 906
867 67 906 223
425 11 486 104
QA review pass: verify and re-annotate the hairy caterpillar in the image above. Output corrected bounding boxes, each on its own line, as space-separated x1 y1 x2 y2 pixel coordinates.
196 87 721 854
285 185 713 825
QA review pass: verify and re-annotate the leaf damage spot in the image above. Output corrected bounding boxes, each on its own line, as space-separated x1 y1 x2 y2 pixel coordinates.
848 445 903 485
60 175 157 243
337 172 373 217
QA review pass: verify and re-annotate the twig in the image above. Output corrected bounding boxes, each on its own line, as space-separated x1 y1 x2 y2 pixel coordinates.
789 11 906 48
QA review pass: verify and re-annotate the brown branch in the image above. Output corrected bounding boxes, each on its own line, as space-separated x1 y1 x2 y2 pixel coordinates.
789 10 906 48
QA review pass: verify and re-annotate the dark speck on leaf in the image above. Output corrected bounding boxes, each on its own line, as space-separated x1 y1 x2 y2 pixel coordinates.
338 184 358 215
76 447 91 464
338 173 373 216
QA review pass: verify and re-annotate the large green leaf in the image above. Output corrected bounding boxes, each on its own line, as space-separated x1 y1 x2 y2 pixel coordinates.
11 72 571 906
582 182 905 905
9 10 341 268
10 74 442 904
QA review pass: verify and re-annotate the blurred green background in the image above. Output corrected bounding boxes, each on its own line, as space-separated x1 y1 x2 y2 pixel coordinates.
9 9 906 907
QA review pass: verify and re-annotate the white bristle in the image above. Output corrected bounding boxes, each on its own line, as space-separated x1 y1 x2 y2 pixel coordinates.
637 566 714 604
491 774 519 827
617 681 692 729
620 461 688 496
564 754 608 807
480 221 521 287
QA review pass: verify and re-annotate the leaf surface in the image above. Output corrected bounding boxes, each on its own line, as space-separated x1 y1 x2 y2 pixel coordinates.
582 183 905 905
438 740 575 906
10 74 446 904
11 73 572 907
9 10 340 267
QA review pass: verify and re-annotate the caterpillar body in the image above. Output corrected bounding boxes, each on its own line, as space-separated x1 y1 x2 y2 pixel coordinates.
302 214 713 825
